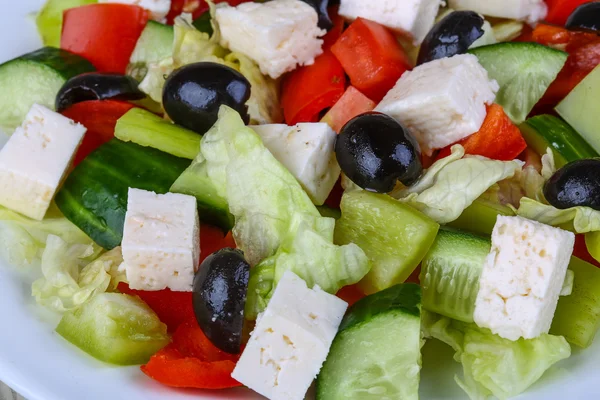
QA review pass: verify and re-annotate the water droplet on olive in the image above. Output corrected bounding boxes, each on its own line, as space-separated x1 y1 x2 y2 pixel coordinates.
566 2 600 33
163 62 251 135
193 248 250 354
335 112 423 193
417 11 485 65
544 159 600 211
55 73 145 112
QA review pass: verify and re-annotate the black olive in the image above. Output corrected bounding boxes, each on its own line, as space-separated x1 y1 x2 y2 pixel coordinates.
335 112 422 193
417 11 485 65
55 73 145 112
163 62 251 135
566 2 600 33
193 248 250 354
544 159 600 211
300 0 333 30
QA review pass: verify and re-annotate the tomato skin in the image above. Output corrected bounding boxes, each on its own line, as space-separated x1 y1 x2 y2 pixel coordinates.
61 100 136 166
331 18 412 102
321 86 376 133
166 0 254 25
336 284 366 307
545 0 592 27
61 4 149 73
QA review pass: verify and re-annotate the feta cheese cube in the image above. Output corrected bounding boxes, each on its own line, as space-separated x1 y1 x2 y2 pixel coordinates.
448 0 547 25
122 188 200 292
339 0 444 44
375 54 499 155
0 104 85 220
98 0 172 22
473 216 575 341
250 123 340 205
215 0 326 79
232 271 347 400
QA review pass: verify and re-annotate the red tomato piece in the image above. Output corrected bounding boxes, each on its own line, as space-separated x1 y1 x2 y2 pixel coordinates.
336 284 366 307
200 224 236 264
166 0 257 24
545 0 592 27
575 234 600 268
436 104 527 161
61 4 149 73
171 320 239 362
321 86 376 133
331 18 412 102
61 100 136 165
324 178 344 209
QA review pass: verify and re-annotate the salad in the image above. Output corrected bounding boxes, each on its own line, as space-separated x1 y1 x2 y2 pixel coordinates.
1 0 600 398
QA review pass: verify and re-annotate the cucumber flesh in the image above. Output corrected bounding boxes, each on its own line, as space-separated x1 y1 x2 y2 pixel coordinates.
36 0 97 47
519 115 599 168
128 21 174 81
334 191 439 294
56 293 169 365
420 228 490 323
115 108 201 159
448 198 514 236
556 64 600 154
469 42 568 123
550 257 600 348
0 47 95 133
317 284 422 400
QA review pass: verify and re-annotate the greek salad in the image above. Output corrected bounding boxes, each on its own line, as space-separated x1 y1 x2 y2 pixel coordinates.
2 0 600 399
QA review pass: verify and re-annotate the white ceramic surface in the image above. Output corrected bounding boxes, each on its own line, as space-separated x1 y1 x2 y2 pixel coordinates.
0 2 600 399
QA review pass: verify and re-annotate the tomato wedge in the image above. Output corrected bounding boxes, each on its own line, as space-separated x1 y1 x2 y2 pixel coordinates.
321 86 376 133
545 0 592 27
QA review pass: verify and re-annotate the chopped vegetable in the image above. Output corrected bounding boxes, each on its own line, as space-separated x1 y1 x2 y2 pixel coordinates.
545 0 592 27
36 0 98 47
320 86 376 133
516 197 600 233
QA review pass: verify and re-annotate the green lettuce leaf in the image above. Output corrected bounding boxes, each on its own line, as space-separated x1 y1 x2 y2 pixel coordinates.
392 146 523 224
32 235 124 313
422 311 571 400
516 198 600 233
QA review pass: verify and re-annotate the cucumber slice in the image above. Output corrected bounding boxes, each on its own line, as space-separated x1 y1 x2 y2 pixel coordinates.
0 47 95 133
36 0 97 47
55 139 190 249
448 198 514 236
128 21 174 81
334 191 439 294
420 228 490 323
519 115 599 168
56 293 169 365
317 284 422 400
469 43 568 123
550 257 600 348
115 108 201 159
556 64 600 154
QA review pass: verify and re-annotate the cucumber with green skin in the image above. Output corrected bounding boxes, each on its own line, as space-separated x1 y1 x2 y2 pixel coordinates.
55 138 190 249
0 47 95 132
519 115 599 168
127 20 174 81
317 284 422 400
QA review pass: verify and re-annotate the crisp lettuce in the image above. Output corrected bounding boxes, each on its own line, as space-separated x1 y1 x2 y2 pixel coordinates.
516 198 600 233
32 235 124 313
422 311 571 400
392 146 523 224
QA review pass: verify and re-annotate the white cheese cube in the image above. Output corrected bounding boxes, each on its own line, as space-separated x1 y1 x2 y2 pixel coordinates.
98 0 172 22
250 123 340 205
122 188 200 292
375 54 498 155
474 216 575 341
0 104 85 220
448 0 547 25
215 0 326 79
339 0 444 45
232 271 347 400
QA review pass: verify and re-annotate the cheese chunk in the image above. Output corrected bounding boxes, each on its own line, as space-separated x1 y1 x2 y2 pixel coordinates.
232 271 347 400
375 54 498 155
448 0 547 24
122 188 200 292
215 0 326 79
474 216 575 341
250 123 340 205
98 0 172 22
0 104 85 220
339 0 443 44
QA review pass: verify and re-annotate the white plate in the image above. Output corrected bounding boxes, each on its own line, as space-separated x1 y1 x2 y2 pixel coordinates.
1 2 600 399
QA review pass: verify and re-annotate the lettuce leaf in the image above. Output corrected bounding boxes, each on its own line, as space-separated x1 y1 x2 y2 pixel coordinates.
422 311 571 400
516 198 600 233
32 235 124 313
392 146 523 224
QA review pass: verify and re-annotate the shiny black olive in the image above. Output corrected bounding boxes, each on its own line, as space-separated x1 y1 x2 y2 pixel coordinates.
300 0 333 30
55 73 145 112
163 62 251 135
417 11 485 65
566 2 600 33
335 112 422 193
193 248 250 354
544 159 600 211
